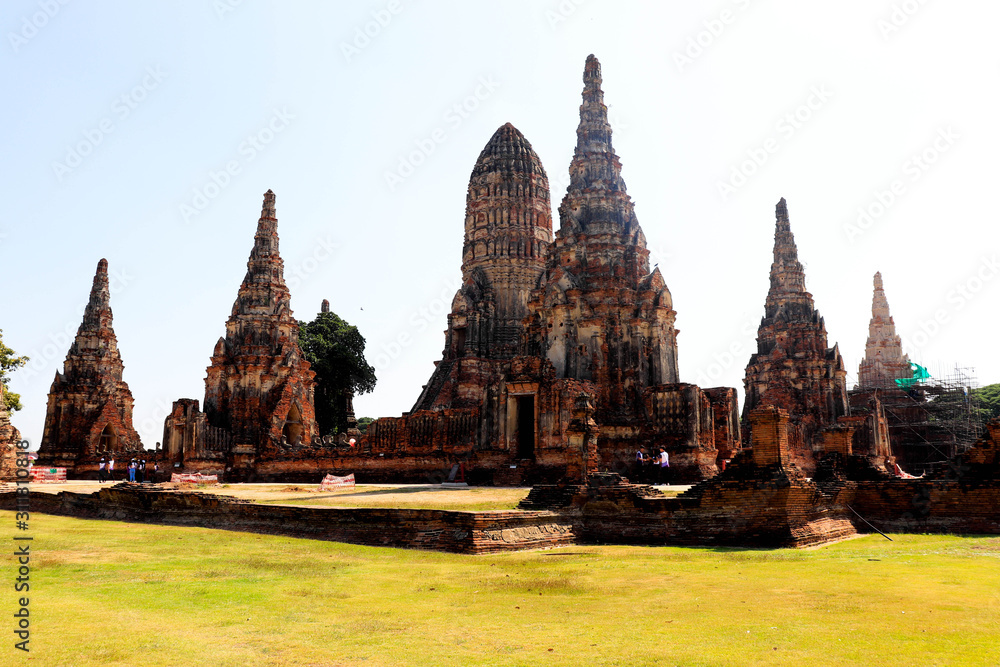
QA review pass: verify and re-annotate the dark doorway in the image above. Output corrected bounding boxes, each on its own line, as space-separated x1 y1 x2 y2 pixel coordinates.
454 327 467 357
515 395 535 459
99 424 117 452
282 404 303 446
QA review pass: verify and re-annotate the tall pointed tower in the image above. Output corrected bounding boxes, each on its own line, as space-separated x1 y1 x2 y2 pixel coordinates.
38 259 142 471
743 199 848 469
203 190 317 454
525 54 679 421
412 123 552 410
857 272 912 388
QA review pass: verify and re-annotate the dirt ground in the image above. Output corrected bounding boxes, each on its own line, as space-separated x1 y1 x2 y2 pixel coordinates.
8 479 689 510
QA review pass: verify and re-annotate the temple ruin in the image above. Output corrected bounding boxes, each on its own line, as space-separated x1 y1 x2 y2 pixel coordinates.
849 271 982 473
741 199 892 471
36 259 143 473
358 55 739 484
162 190 321 478
857 272 912 388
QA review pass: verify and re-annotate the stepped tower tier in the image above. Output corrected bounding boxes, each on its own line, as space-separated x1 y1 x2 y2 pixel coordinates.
523 54 679 423
742 198 849 471
412 123 553 410
201 190 318 454
857 271 912 389
37 258 142 472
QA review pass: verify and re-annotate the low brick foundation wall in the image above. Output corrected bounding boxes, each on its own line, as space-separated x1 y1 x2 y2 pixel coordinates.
0 486 577 554
850 480 1000 535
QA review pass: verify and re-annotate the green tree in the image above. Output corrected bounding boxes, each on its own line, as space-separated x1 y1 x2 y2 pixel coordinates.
298 311 377 436
973 383 1000 423
357 417 375 434
0 329 29 412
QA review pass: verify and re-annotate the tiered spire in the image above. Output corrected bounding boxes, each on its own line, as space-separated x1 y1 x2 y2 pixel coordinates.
858 271 912 388
230 190 293 323
461 122 552 301
765 198 810 314
65 258 124 384
560 54 643 244
743 198 849 462
38 258 141 465
204 189 317 446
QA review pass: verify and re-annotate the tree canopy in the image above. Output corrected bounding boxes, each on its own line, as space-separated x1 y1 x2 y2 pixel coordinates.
974 383 1000 423
298 311 377 436
0 329 29 412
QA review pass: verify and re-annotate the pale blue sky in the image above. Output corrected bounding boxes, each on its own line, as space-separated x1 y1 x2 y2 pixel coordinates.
4 1 999 448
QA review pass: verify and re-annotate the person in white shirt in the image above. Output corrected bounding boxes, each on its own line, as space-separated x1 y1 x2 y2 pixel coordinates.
657 448 670 485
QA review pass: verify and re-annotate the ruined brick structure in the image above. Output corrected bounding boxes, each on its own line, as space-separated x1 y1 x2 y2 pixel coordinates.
414 121 553 380
359 55 740 484
161 58 738 484
0 385 23 481
163 191 319 477
848 272 973 473
37 259 143 474
857 271 912 389
11 415 1000 551
742 199 850 473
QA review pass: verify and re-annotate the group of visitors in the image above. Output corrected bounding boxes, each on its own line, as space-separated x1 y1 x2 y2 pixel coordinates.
97 457 159 483
634 447 671 485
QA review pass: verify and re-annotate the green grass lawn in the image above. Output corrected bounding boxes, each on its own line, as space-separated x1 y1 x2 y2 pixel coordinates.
255 485 533 511
8 510 1000 666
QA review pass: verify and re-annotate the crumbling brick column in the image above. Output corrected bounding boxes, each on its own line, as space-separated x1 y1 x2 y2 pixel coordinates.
565 393 599 482
820 424 855 456
749 405 790 466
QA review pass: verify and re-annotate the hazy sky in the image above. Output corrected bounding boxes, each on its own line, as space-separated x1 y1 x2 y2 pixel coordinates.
4 1 998 449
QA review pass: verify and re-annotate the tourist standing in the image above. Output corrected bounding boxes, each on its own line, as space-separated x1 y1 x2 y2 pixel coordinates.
108 457 115 481
634 448 646 482
657 448 670 486
128 459 136 483
152 462 159 483
98 458 106 483
138 460 145 484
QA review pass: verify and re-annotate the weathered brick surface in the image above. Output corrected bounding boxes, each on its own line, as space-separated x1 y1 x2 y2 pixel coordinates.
355 56 740 485
163 191 319 475
37 259 144 473
742 199 849 474
857 272 913 389
0 486 576 554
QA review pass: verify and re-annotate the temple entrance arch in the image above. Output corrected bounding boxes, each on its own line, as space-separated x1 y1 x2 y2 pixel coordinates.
505 383 538 460
282 403 303 446
98 424 118 452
